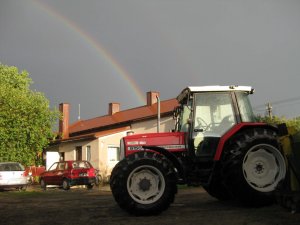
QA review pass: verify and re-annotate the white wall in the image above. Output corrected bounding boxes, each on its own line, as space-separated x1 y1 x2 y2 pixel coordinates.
131 116 175 134
98 130 130 180
46 151 60 170
57 139 99 168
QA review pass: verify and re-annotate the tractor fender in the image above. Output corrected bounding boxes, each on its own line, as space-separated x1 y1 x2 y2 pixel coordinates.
142 145 185 181
213 122 278 161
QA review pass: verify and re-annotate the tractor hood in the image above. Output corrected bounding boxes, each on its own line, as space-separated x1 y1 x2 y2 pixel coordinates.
122 132 186 158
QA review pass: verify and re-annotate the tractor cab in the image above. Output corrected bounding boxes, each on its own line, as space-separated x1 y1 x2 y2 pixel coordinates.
174 86 256 158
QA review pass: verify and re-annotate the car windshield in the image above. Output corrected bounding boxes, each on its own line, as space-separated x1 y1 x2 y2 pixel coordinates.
0 163 24 171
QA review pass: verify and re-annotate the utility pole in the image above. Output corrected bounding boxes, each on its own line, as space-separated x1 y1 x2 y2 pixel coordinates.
266 102 273 118
156 95 160 133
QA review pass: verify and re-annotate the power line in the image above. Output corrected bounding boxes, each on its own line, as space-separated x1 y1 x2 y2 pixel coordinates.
253 96 300 110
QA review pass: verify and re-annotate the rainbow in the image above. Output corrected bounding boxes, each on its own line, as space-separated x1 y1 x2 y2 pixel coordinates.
31 0 146 105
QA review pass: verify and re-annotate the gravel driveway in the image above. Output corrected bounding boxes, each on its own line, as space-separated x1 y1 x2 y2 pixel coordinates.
0 185 299 225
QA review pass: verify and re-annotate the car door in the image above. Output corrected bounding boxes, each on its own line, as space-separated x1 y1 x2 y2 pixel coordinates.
52 162 66 185
43 162 58 184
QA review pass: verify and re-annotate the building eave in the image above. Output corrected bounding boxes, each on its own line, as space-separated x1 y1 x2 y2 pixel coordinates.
52 126 131 144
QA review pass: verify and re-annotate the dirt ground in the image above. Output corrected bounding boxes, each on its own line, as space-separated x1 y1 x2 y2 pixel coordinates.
0 185 300 225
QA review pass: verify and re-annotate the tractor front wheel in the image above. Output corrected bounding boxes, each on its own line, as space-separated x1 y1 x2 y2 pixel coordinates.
110 151 177 216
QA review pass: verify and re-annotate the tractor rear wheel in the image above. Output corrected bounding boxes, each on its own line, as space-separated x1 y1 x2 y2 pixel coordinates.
222 128 286 206
110 151 177 216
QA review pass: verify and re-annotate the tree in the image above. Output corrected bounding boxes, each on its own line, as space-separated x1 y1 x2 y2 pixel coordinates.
257 115 300 131
0 64 60 166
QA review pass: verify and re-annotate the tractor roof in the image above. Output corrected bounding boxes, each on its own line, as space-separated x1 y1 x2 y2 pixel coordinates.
177 85 254 102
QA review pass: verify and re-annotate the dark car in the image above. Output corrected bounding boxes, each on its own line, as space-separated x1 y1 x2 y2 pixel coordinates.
40 160 96 190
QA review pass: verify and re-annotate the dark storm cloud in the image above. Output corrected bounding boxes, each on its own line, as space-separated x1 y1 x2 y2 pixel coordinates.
1 0 300 123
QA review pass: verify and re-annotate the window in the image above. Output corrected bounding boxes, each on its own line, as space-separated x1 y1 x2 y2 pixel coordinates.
75 146 82 161
86 146 91 162
192 93 237 156
48 162 58 171
58 162 65 170
108 146 120 162
236 92 256 122
179 105 192 132
60 152 65 161
0 163 24 171
72 161 91 169
193 92 236 136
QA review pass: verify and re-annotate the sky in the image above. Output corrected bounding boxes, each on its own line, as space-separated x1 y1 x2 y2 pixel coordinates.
1 0 300 123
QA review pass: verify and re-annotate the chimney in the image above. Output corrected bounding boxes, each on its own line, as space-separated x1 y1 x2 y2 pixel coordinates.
147 91 160 106
59 103 70 139
108 103 120 115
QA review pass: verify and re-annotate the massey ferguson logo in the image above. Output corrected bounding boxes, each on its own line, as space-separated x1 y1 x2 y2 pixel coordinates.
127 141 146 145
127 145 185 151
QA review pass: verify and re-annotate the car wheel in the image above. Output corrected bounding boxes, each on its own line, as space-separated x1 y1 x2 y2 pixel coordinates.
95 173 102 186
20 185 27 191
86 184 94 190
40 179 47 190
17 186 27 192
62 179 70 190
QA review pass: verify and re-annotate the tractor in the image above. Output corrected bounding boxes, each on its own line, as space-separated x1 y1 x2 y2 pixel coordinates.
110 85 287 215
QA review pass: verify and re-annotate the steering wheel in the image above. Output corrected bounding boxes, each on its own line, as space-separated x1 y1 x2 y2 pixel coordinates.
196 117 210 131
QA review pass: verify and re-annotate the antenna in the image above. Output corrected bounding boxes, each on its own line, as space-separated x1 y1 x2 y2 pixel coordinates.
78 104 81 120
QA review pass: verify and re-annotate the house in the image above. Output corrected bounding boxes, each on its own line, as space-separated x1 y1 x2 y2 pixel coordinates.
46 91 178 181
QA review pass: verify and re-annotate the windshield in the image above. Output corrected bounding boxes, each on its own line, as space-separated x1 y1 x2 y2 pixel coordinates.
236 92 256 122
193 92 236 136
192 92 237 156
0 163 24 171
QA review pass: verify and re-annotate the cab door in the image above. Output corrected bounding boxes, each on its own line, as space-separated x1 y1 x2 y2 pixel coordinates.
192 92 236 157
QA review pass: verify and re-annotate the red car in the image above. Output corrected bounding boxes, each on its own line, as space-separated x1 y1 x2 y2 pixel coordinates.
40 160 96 190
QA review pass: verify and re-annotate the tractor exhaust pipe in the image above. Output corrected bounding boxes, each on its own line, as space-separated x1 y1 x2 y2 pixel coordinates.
156 95 160 133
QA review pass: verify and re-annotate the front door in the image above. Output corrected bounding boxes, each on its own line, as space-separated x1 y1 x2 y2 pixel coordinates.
192 92 236 157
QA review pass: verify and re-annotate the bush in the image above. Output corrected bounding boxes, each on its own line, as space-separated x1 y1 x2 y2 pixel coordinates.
256 115 300 132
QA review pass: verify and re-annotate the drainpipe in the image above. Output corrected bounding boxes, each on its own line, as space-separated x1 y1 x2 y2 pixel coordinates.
156 95 160 133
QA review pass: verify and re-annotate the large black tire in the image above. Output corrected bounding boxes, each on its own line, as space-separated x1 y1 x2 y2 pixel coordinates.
202 164 232 201
221 128 286 206
110 151 177 216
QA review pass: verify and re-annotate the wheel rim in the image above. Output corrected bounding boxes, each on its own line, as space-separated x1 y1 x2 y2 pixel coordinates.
242 144 286 192
127 165 165 204
63 180 68 189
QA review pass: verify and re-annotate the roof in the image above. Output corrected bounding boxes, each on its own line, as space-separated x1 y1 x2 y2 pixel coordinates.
55 126 131 144
177 85 254 102
68 98 178 136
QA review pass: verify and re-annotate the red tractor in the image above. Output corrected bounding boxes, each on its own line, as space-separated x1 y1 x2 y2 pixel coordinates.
110 85 287 215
